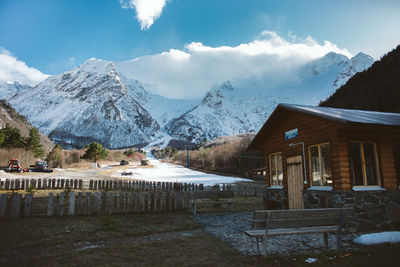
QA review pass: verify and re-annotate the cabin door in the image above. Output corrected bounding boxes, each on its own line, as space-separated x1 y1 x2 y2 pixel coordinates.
286 155 304 209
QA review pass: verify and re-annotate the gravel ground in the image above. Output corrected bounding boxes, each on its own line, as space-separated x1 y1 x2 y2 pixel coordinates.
193 212 359 256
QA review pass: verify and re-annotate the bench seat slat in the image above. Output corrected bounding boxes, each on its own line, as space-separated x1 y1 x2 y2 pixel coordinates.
193 201 234 205
253 208 349 220
252 217 340 229
245 225 337 237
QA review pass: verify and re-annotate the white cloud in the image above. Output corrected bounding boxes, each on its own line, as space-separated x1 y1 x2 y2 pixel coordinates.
119 0 168 30
0 48 49 86
116 31 353 99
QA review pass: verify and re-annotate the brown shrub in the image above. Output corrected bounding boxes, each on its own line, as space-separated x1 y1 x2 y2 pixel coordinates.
0 148 37 168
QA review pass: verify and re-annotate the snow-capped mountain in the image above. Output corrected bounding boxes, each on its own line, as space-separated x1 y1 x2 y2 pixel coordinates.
165 81 290 143
9 59 160 149
164 52 374 143
6 51 374 148
0 81 31 99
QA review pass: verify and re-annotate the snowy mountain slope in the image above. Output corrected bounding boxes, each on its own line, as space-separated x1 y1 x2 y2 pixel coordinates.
6 50 374 148
165 81 292 143
165 52 374 143
0 81 31 99
9 58 160 149
119 75 198 127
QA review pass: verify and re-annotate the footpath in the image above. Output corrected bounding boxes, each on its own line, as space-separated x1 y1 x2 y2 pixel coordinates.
193 212 358 255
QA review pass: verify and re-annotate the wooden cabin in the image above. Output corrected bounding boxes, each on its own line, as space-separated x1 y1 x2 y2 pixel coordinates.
248 103 400 210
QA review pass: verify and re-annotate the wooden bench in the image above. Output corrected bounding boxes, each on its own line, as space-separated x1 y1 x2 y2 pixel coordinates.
190 190 235 215
245 208 352 255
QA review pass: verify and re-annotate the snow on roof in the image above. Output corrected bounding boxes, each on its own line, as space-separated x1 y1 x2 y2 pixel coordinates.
280 103 400 126
247 103 400 150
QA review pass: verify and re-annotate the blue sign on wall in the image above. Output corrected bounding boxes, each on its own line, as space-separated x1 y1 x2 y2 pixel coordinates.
285 128 298 140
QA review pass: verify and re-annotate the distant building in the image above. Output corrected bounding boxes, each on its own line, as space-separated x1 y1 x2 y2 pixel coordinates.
248 104 400 219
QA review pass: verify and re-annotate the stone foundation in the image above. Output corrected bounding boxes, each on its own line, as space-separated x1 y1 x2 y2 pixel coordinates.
263 189 400 232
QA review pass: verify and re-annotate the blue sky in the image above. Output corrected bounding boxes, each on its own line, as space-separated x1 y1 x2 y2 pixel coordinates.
1 0 400 77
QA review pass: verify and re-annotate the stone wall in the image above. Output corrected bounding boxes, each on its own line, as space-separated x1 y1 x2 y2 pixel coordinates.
263 189 400 232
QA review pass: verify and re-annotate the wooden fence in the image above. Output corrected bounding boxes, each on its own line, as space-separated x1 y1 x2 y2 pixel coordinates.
0 178 204 192
0 191 192 217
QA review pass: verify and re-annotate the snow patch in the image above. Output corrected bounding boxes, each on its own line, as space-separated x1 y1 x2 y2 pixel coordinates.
353 231 400 245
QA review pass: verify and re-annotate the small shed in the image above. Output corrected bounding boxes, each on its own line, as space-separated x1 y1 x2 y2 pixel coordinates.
248 103 400 210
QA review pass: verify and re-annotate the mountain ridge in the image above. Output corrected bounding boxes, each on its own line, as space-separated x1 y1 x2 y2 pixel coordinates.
3 51 374 148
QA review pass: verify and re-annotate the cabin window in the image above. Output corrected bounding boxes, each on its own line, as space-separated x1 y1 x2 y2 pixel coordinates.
394 144 400 186
349 142 380 186
308 142 332 186
269 152 283 186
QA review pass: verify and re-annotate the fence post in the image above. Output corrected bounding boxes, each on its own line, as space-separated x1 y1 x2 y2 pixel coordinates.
78 179 83 190
5 179 10 190
101 192 107 214
15 179 20 190
130 192 136 212
59 192 65 216
156 192 161 211
171 192 176 211
86 192 91 215
165 192 170 211
176 192 182 210
77 192 83 215
60 179 65 189
124 192 129 213
68 192 75 216
184 193 189 210
136 192 142 212
0 194 8 217
24 194 33 216
89 180 93 190
65 179 69 190
10 194 22 217
108 192 113 214
47 193 54 216
37 179 42 189
118 191 123 212
150 192 155 211
144 193 149 212
93 192 100 214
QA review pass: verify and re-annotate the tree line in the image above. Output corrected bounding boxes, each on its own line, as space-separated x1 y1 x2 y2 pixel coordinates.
320 45 400 113
0 124 45 158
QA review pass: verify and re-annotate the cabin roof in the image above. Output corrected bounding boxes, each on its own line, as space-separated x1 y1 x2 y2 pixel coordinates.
280 103 400 126
248 103 400 150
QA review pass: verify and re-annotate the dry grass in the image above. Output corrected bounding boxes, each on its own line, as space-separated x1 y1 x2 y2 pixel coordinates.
166 134 262 177
0 148 38 168
0 211 399 267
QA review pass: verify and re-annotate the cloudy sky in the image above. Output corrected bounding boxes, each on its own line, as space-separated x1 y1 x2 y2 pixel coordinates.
1 0 400 94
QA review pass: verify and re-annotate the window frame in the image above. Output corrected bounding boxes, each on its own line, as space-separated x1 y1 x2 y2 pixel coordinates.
268 152 283 188
393 143 400 188
307 142 333 187
349 141 381 188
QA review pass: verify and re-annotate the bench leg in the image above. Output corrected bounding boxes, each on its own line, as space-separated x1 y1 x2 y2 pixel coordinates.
263 235 268 257
323 232 328 249
336 231 342 251
192 203 197 215
256 237 260 255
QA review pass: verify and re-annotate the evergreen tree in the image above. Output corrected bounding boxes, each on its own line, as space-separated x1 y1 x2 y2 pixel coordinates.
123 148 135 158
26 127 45 158
81 142 109 162
46 144 64 168
1 124 25 148
0 130 5 146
